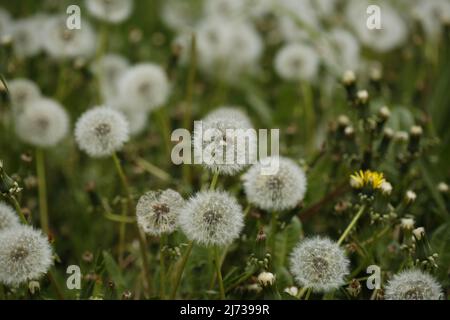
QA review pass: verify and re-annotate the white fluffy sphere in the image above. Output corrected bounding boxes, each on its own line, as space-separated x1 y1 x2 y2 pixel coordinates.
15 98 69 148
289 236 350 292
0 225 53 287
243 156 307 211
274 43 319 81
136 189 184 236
7 78 41 114
385 269 443 300
0 202 20 232
85 0 133 23
119 63 170 111
179 191 244 246
75 106 129 158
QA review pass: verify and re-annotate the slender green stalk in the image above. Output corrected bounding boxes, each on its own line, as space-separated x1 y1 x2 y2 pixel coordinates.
298 286 308 299
155 108 172 159
10 195 27 224
0 284 5 300
269 212 278 254
118 200 127 264
337 205 366 246
304 288 312 300
36 148 49 234
170 241 194 299
111 152 152 297
159 234 167 299
214 246 225 300
209 171 219 191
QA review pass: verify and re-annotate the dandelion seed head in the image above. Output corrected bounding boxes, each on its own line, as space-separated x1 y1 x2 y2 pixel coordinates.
119 63 170 111
136 189 184 236
111 97 148 136
85 0 133 23
11 18 41 58
385 269 443 300
15 98 69 148
0 225 53 287
0 8 11 38
7 78 41 114
0 202 20 232
274 43 319 81
75 106 129 158
289 236 350 292
193 107 256 176
92 54 129 103
42 16 96 59
179 190 244 246
243 156 307 211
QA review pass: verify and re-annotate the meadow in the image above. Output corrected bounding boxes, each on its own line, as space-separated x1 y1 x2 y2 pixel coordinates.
0 0 449 300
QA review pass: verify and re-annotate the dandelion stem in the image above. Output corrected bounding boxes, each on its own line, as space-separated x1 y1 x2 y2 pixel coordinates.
36 148 49 235
11 195 27 224
209 171 219 191
269 212 278 255
304 288 312 300
118 200 127 264
111 152 152 298
155 108 172 159
214 246 226 300
159 234 167 299
170 240 194 299
337 205 366 246
298 286 308 299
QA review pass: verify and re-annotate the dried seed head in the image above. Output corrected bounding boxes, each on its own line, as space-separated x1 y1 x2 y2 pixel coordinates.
85 0 133 24
257 272 275 287
385 269 443 300
0 202 20 231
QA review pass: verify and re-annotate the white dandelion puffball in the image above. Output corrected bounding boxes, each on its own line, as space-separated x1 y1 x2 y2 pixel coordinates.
413 0 450 41
179 191 244 246
204 0 246 20
0 8 11 38
15 98 69 148
85 0 133 23
7 78 41 114
92 54 129 102
276 0 319 31
42 15 96 59
11 18 41 58
193 107 257 176
119 63 170 112
111 97 148 136
0 225 53 287
318 28 361 74
346 1 407 53
385 269 443 300
243 156 307 211
75 106 130 158
162 0 198 31
0 202 20 232
274 43 319 82
136 189 184 236
289 237 350 292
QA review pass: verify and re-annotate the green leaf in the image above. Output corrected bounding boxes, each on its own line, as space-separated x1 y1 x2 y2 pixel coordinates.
274 217 303 268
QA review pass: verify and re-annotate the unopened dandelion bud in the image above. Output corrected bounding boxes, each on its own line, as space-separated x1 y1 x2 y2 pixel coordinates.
342 70 357 101
356 90 369 105
408 126 423 154
401 218 415 230
284 286 298 297
380 181 393 196
378 128 394 154
405 190 417 204
378 106 391 120
344 126 354 137
437 182 449 193
257 272 275 287
413 227 425 240
394 131 409 143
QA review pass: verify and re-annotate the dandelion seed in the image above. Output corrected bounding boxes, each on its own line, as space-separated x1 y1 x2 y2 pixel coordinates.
385 269 443 300
194 107 256 176
85 0 133 24
274 43 319 81
289 236 350 292
179 190 244 246
136 189 184 236
118 63 170 111
7 78 41 114
15 98 69 148
75 106 129 158
0 202 20 231
0 225 53 286
243 156 307 211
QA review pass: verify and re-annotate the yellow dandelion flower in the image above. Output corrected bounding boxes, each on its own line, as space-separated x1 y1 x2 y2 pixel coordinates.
350 170 385 190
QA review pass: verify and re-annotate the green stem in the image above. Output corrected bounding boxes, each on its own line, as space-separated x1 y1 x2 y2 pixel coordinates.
118 200 127 264
11 195 27 224
170 241 194 299
269 212 278 255
159 234 167 299
155 108 172 160
111 152 151 298
298 286 308 299
304 288 312 300
209 171 219 191
36 148 49 234
214 246 225 300
337 205 366 246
